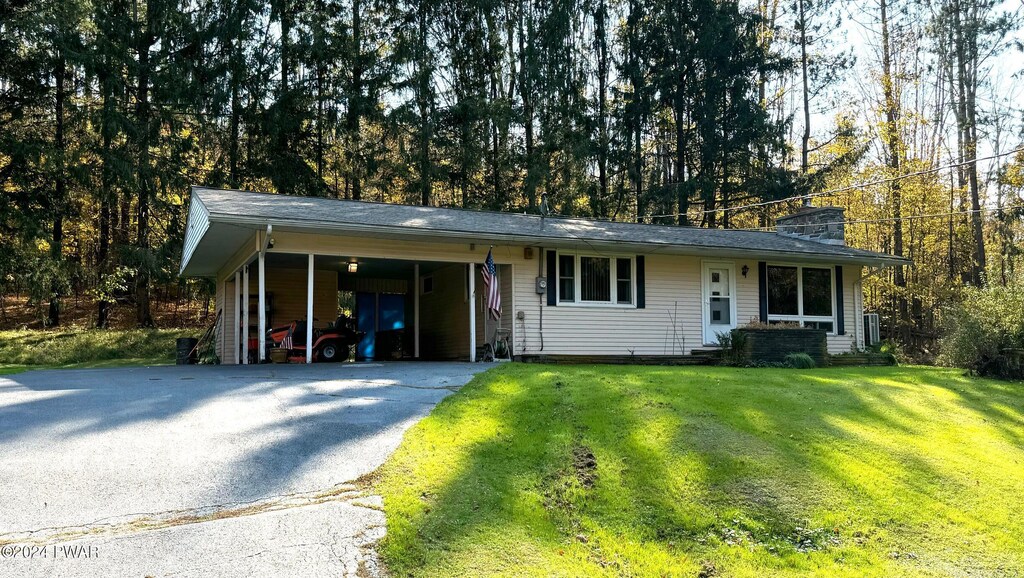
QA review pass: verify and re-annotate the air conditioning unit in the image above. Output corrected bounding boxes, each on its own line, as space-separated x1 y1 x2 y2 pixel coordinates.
864 313 880 346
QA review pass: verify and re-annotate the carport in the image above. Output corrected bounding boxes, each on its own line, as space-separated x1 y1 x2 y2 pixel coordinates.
181 190 516 365
225 252 510 364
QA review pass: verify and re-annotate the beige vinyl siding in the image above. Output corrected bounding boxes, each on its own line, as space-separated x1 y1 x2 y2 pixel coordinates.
516 254 701 356
471 264 513 349
218 266 337 364
734 260 761 328
270 231 524 265
498 264 514 349
181 196 210 272
339 277 409 294
264 267 339 329
826 265 863 353
222 277 237 364
419 263 470 359
215 278 227 362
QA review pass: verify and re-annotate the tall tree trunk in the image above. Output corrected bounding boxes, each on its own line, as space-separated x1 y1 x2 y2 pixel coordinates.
880 0 906 341
798 0 811 181
626 0 643 221
228 37 241 188
276 0 293 194
347 0 363 200
49 45 67 327
134 1 155 327
97 60 114 328
519 5 536 211
416 1 432 206
594 0 609 217
484 10 502 210
315 0 325 184
962 0 985 284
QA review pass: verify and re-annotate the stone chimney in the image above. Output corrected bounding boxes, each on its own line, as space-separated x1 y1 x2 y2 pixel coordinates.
775 206 845 246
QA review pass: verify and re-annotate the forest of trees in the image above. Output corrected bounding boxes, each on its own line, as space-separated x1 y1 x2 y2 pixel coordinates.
1 0 1022 355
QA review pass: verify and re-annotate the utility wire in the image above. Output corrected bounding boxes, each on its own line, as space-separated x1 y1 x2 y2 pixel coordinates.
649 146 1024 219
735 201 1024 232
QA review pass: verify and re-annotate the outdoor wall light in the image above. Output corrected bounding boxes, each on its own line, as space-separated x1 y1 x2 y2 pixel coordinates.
741 264 749 278
348 262 358 274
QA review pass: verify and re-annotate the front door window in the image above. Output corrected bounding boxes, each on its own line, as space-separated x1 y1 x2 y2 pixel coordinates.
703 263 737 345
709 268 731 326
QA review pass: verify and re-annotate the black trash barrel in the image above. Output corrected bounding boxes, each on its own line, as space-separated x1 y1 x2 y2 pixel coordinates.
176 338 199 365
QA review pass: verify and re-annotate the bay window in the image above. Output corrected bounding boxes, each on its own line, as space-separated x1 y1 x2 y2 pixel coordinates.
557 252 635 306
766 264 835 332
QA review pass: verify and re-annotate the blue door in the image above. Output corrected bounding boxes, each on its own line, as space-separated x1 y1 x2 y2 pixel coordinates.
378 294 406 332
356 292 376 360
356 292 407 361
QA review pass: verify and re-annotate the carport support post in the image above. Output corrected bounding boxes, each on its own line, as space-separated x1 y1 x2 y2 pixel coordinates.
307 254 314 364
233 271 241 365
258 251 266 362
242 265 249 364
413 263 420 359
468 263 476 362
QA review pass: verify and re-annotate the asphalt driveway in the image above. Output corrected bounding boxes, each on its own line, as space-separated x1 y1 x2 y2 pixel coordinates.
0 362 486 577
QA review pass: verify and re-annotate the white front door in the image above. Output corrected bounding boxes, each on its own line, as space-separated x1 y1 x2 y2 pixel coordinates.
702 262 737 345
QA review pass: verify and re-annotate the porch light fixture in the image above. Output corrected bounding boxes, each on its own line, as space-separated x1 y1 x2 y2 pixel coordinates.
741 265 749 278
348 262 358 274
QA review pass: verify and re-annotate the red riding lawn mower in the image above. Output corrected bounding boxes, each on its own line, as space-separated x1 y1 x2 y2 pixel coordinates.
266 315 362 363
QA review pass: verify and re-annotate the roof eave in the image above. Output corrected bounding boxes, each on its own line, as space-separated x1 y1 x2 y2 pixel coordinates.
202 211 908 267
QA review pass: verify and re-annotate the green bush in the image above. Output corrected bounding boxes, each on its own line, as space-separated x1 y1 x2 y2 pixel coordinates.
715 329 749 366
939 280 1024 380
873 340 905 364
784 352 816 369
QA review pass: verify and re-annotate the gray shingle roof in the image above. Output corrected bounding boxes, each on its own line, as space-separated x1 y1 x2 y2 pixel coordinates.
191 186 907 265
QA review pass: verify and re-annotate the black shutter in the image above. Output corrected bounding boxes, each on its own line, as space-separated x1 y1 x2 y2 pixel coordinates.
835 265 845 335
636 255 646 309
758 261 768 322
546 250 557 306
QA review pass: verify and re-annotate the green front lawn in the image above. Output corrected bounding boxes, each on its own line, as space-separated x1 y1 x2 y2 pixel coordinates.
374 365 1024 577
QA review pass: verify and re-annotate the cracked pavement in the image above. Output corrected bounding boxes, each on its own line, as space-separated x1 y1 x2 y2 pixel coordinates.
0 362 486 577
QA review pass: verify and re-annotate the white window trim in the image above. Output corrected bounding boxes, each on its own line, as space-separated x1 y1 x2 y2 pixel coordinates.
555 251 637 308
766 263 837 335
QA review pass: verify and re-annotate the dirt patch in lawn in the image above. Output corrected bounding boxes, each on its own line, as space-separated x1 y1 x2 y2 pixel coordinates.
572 444 598 489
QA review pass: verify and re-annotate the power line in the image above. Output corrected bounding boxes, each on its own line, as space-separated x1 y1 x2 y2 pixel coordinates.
736 201 1024 232
649 146 1024 219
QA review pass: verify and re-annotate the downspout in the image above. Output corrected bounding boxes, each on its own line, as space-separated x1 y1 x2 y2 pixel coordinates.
538 245 544 351
539 193 548 352
260 224 273 256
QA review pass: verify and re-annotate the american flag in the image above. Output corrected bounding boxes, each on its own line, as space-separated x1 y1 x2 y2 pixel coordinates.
481 249 501 321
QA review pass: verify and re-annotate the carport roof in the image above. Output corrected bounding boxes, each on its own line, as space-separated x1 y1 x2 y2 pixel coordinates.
181 186 908 276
